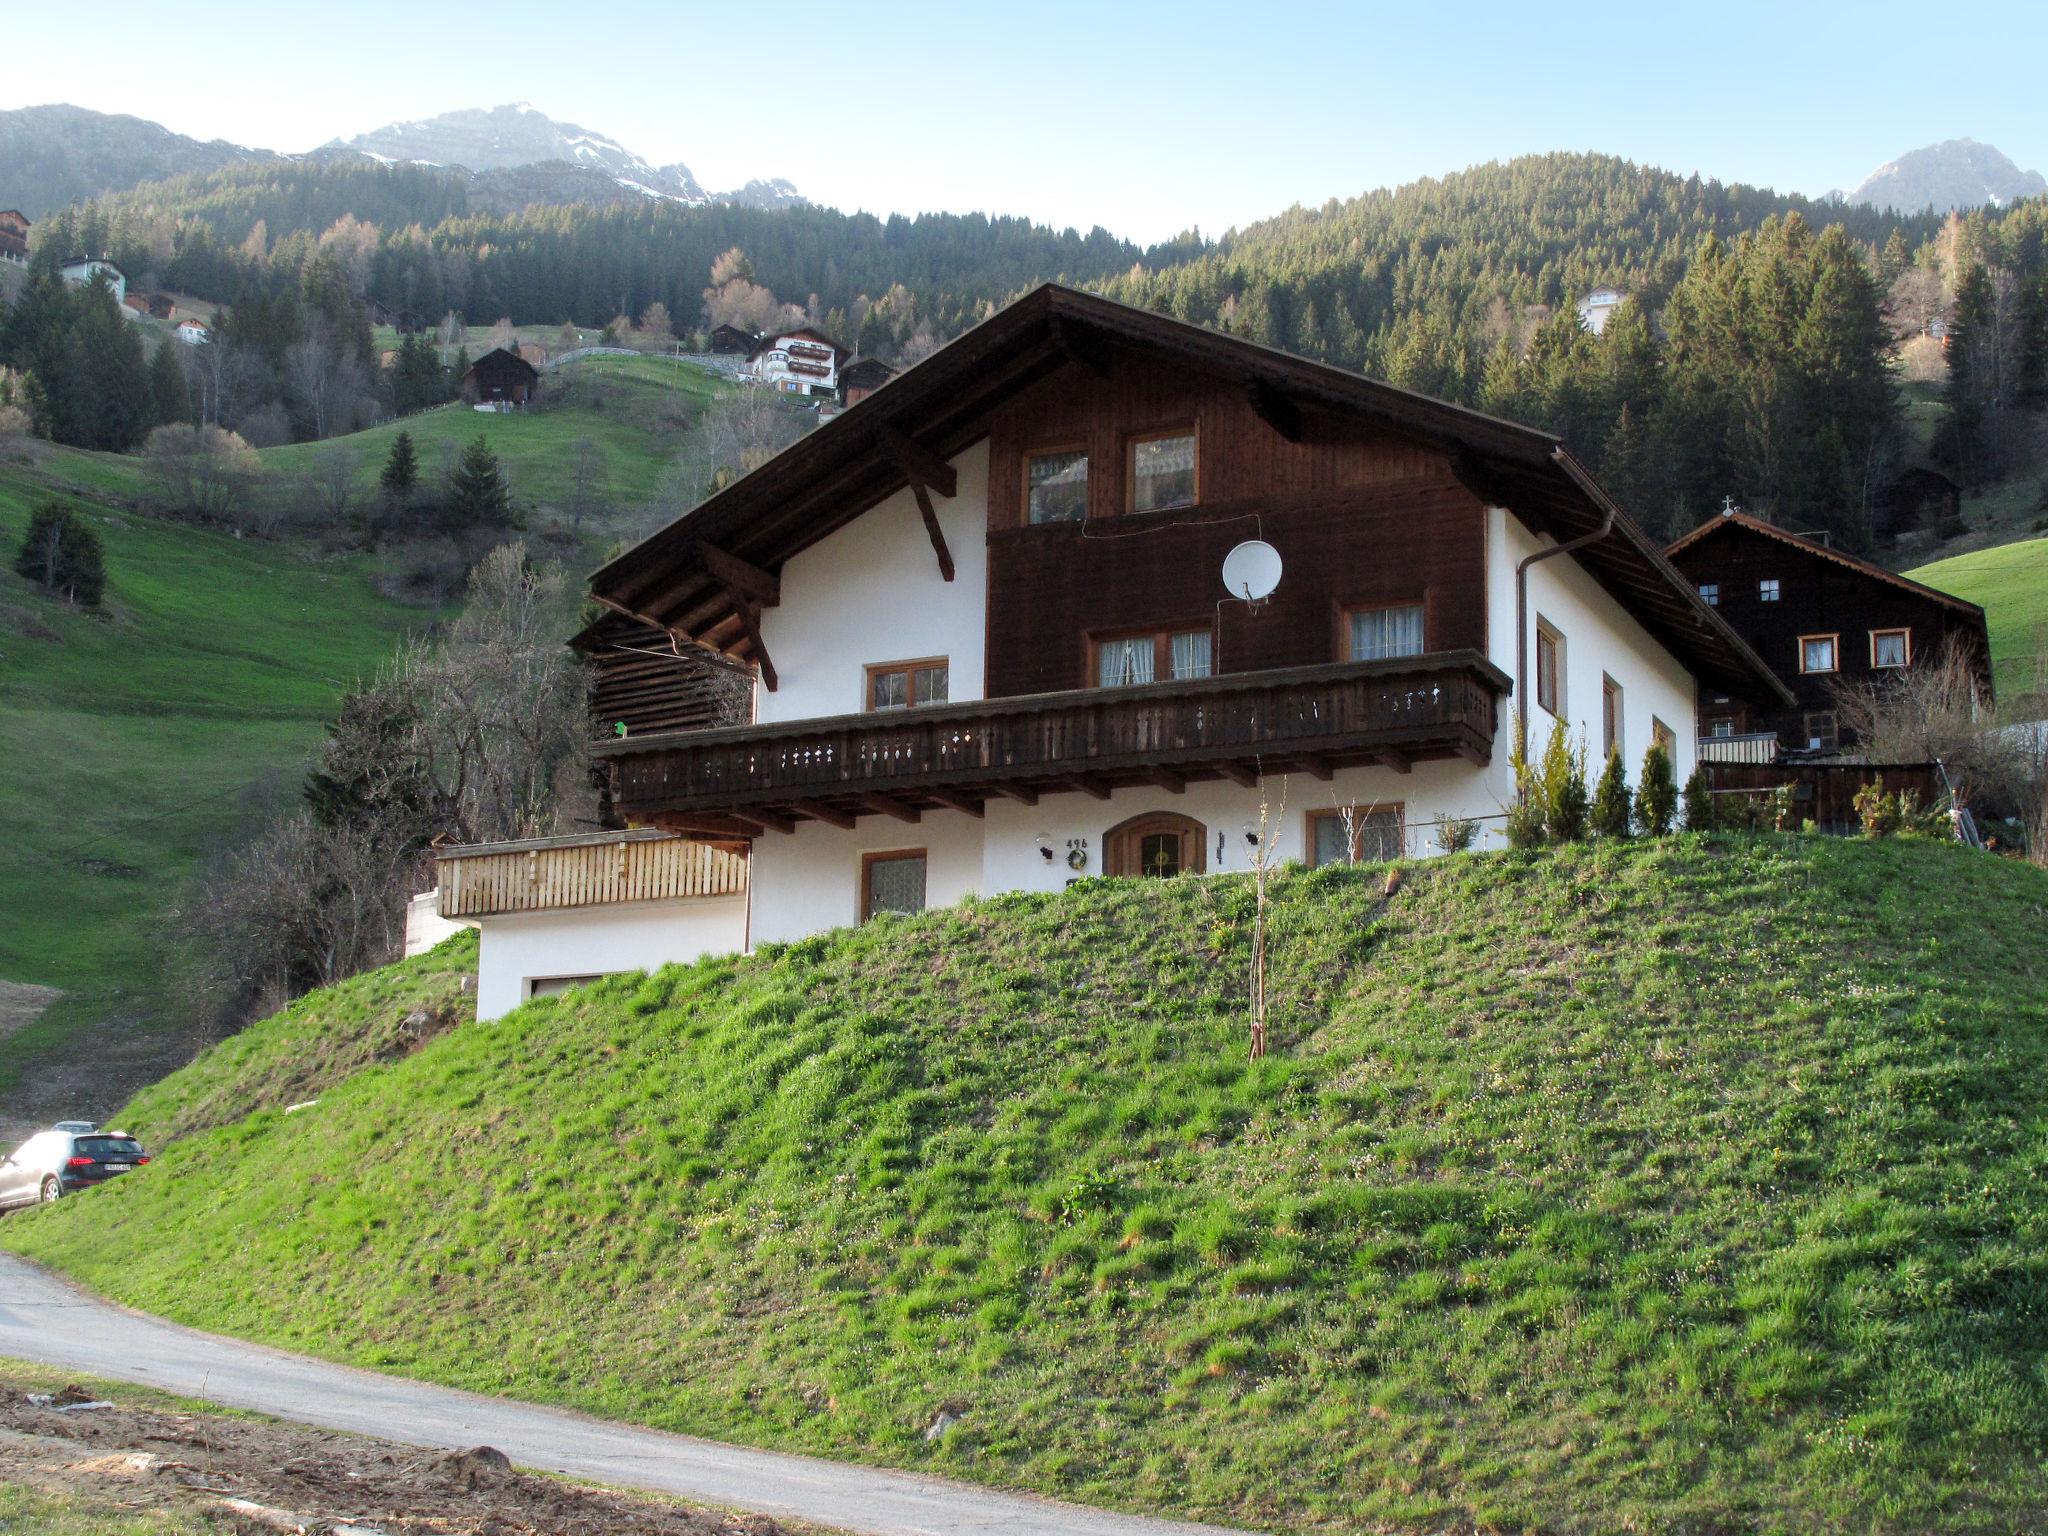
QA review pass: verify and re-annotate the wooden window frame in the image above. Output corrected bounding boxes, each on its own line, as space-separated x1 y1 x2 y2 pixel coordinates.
1335 597 1429 663
1304 804 1406 868
1087 622 1215 687
1651 716 1677 759
1601 674 1624 762
864 656 950 712
1535 617 1564 718
1798 633 1840 675
1758 578 1782 603
1804 711 1839 752
1104 812 1208 878
1123 424 1199 513
1869 628 1912 669
860 848 928 922
1698 582 1719 606
1021 442 1090 527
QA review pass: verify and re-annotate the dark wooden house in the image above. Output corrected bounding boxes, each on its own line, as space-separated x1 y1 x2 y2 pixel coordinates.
461 347 541 407
710 324 759 354
0 209 29 265
1666 510 1991 754
837 355 896 406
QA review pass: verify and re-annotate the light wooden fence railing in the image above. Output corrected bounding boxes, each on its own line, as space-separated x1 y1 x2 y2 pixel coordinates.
436 831 747 919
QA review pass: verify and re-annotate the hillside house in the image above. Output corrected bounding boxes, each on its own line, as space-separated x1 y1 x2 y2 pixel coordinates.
174 318 211 345
476 281 1786 992
59 257 125 304
0 210 28 266
1575 286 1625 335
710 324 759 354
1666 509 1991 757
839 355 897 407
461 346 541 406
750 327 843 396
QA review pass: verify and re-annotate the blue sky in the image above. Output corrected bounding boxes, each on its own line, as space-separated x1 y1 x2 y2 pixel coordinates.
7 0 2044 243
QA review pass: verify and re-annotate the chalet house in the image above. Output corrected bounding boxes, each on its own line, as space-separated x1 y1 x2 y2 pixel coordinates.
461 347 541 407
425 279 1778 1010
174 318 211 345
1575 286 1626 336
59 257 125 304
1666 510 1991 757
0 210 28 266
839 355 897 407
710 324 759 354
750 327 844 396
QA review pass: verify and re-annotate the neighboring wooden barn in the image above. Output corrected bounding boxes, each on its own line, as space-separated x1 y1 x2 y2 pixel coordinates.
710 324 759 354
461 347 541 406
838 355 896 406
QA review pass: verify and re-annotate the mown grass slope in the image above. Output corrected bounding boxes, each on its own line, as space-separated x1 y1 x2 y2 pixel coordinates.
1910 534 2048 697
0 445 427 1101
8 838 2047 1534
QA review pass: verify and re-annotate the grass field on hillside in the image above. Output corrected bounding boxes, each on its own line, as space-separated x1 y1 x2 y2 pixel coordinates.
264 353 738 528
11 837 2046 1534
0 445 429 1106
1909 535 2048 696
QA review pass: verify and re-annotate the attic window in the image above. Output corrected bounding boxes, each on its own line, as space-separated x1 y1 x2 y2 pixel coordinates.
1128 429 1196 512
1759 578 1781 602
1698 582 1719 606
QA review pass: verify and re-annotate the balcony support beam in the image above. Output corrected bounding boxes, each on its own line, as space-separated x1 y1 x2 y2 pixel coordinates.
928 790 986 817
793 799 857 830
1062 776 1113 801
861 792 921 824
1144 766 1187 793
728 807 797 835
990 784 1039 806
1214 761 1259 788
1376 747 1413 775
1293 754 1334 781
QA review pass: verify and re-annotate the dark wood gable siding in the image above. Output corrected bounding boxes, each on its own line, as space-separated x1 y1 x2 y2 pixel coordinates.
983 354 1488 698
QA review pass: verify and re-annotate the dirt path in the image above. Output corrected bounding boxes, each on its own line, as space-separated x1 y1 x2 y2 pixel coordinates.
0 1254 1251 1536
0 1362 809 1534
0 979 60 1047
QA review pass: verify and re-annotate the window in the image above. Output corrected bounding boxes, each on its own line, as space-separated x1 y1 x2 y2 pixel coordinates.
1105 813 1207 878
862 850 928 920
1601 675 1624 761
528 973 607 1000
1128 428 1196 512
1307 806 1404 867
1093 626 1212 687
1652 717 1676 759
867 658 949 711
1800 634 1838 674
1759 578 1781 602
1345 602 1426 661
1706 717 1736 739
1698 582 1720 606
1025 448 1088 524
1870 628 1910 669
1535 619 1564 717
1804 711 1839 752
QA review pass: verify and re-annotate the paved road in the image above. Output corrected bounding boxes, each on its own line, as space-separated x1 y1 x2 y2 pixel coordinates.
0 1253 1249 1536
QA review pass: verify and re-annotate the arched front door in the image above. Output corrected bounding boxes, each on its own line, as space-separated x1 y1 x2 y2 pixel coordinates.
1105 812 1208 878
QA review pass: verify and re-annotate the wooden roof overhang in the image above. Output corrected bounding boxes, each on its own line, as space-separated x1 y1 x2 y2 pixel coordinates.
594 651 1511 838
579 283 1788 709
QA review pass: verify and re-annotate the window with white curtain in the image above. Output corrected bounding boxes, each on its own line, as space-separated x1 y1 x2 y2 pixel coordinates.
1169 630 1212 680
1347 603 1426 661
1097 636 1156 687
1094 627 1213 687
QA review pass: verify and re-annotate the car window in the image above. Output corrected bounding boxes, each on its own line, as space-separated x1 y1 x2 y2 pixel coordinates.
76 1137 143 1159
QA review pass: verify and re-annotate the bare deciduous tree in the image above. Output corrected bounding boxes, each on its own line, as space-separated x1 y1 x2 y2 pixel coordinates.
144 423 263 520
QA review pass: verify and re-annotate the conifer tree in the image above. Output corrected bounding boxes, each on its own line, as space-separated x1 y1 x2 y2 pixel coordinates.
380 430 419 503
13 500 106 606
1591 748 1632 838
1634 743 1678 836
148 340 190 429
1682 764 1715 831
442 434 512 537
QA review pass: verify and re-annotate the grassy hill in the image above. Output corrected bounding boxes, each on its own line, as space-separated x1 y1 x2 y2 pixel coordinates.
0 442 429 1120
1909 535 2048 698
7 836 2045 1534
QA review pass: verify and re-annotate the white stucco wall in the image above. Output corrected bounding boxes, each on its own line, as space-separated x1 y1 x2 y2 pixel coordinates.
473 896 748 1020
755 440 988 723
748 812 985 947
1486 505 1697 786
403 891 475 958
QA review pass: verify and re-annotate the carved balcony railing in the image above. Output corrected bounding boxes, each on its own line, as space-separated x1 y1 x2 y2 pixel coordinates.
595 651 1509 835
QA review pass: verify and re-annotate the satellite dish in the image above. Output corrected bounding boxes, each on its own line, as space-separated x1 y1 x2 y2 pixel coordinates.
1221 540 1283 603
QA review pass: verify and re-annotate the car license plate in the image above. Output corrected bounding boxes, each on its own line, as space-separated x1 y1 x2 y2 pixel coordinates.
104 1163 131 1172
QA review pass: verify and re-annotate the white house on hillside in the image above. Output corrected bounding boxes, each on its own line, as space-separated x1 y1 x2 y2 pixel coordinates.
443 284 1787 1012
59 257 125 305
749 327 843 396
1576 286 1626 335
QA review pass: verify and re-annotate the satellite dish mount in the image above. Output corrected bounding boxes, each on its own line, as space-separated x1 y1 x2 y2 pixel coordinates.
1221 539 1283 612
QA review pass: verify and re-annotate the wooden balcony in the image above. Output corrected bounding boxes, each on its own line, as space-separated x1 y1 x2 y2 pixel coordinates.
1696 731 1781 766
436 829 747 918
596 651 1509 836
